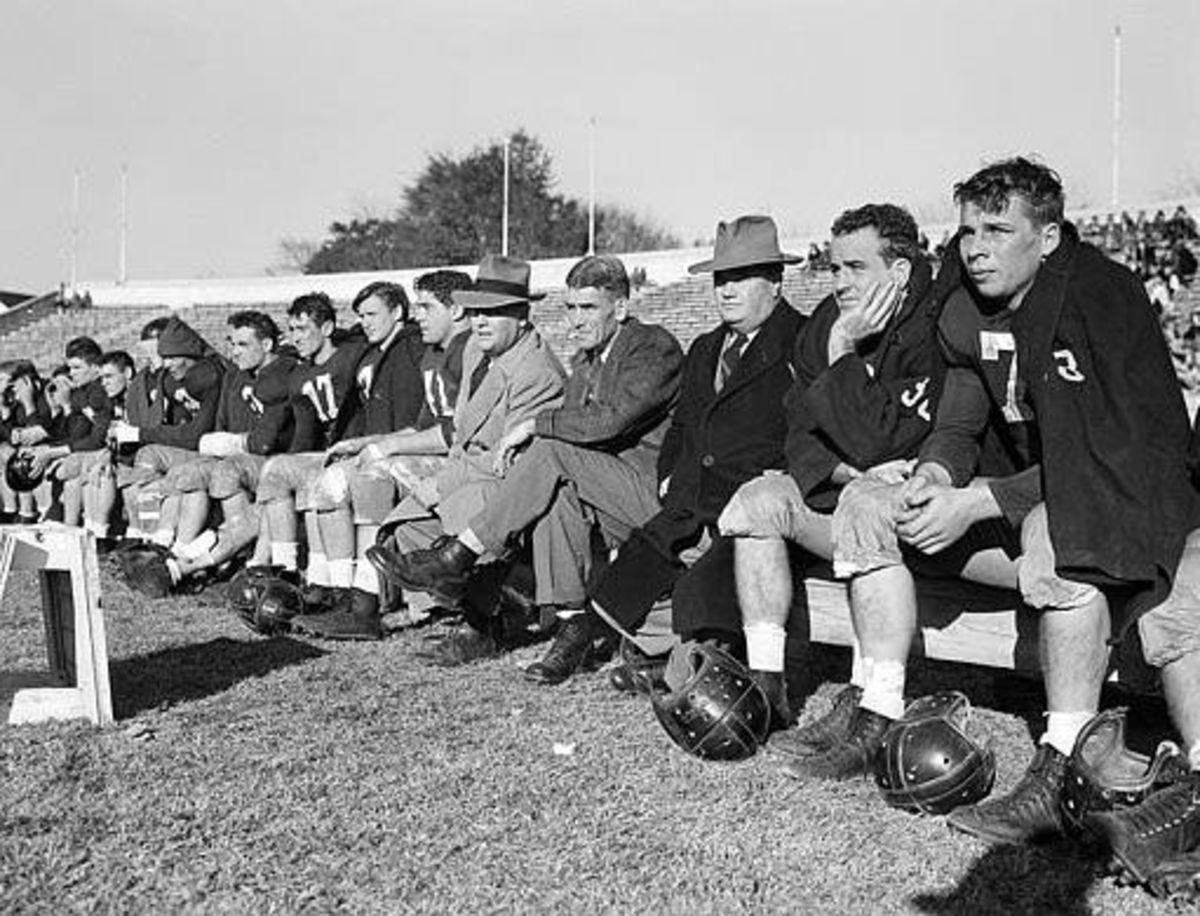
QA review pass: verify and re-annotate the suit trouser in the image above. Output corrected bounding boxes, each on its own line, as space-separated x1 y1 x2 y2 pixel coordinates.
470 439 660 606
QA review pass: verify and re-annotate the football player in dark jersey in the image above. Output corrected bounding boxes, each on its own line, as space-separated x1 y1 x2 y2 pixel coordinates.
58 349 135 527
18 337 115 510
826 158 1200 849
123 311 303 597
97 319 226 541
294 270 472 638
0 361 53 522
251 292 366 576
77 318 169 543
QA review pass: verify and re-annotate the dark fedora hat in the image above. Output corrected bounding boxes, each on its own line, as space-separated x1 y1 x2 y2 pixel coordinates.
688 215 802 274
453 254 546 309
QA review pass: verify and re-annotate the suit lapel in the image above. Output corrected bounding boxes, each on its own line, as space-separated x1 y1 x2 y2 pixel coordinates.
713 303 787 401
453 343 503 444
592 321 637 400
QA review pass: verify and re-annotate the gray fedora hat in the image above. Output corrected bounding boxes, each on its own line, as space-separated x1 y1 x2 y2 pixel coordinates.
688 215 802 274
453 254 546 309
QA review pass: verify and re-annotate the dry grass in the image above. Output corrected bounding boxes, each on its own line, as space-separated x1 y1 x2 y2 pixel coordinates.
0 568 1187 914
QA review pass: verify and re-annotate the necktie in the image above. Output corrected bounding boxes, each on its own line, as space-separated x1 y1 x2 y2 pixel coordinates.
582 353 602 405
716 332 746 393
468 355 491 398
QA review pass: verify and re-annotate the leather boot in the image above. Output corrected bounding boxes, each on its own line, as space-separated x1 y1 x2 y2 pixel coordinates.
366 535 477 598
608 639 669 695
946 744 1068 844
525 612 607 685
750 670 794 731
291 588 382 641
769 685 863 759
780 706 893 781
1088 771 1200 883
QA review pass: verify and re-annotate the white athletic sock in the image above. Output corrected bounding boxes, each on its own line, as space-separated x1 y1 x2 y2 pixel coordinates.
744 621 787 672
1040 710 1095 757
352 560 379 596
150 528 173 548
124 526 146 541
270 541 298 571
1188 739 1200 772
92 522 110 540
328 558 354 589
307 552 331 587
849 641 869 689
859 658 905 720
458 527 486 556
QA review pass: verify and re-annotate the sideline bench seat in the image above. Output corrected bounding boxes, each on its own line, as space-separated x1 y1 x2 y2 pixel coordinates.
796 574 1158 694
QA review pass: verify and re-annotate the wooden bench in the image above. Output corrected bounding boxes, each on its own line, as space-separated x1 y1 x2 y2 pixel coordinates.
0 523 112 726
798 575 1157 693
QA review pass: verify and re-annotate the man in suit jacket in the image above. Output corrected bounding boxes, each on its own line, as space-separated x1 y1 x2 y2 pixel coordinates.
369 255 684 660
508 216 807 686
290 254 565 639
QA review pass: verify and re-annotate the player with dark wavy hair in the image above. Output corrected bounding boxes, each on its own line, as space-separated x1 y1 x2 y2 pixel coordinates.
813 157 1200 854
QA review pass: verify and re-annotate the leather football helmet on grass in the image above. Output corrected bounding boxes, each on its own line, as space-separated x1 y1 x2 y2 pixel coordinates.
874 691 996 815
651 642 770 762
227 567 303 636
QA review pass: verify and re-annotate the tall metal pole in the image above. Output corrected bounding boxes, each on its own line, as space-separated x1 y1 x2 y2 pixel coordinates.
1111 25 1122 208
70 170 81 290
502 136 510 256
118 164 128 285
588 117 596 255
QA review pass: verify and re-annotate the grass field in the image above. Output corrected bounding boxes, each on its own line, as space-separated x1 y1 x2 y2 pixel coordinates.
0 567 1189 914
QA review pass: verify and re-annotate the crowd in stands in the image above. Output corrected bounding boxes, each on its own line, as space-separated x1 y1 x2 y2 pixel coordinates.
3 157 1200 901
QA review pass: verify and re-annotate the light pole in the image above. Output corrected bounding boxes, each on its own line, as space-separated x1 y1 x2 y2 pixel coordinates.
502 136 510 256
588 117 596 255
118 164 128 285
1111 25 1122 208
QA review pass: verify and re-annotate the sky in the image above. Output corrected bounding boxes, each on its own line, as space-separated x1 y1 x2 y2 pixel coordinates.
2 0 1198 292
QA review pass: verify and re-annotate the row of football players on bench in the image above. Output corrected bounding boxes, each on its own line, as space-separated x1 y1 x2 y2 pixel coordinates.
2 154 1198 900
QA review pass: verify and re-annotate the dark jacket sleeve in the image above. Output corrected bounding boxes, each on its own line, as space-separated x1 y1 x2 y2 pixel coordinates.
917 365 990 485
66 381 113 452
534 325 684 446
246 360 296 455
656 335 707 484
800 354 937 469
124 369 165 429
50 412 94 450
388 326 427 432
142 361 223 450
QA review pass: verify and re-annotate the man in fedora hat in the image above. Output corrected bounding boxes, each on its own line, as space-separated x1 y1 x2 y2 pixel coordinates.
513 215 807 687
367 254 684 660
290 254 566 639
673 202 952 767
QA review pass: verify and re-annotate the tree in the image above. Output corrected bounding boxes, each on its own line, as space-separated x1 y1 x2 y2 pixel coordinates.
297 130 679 273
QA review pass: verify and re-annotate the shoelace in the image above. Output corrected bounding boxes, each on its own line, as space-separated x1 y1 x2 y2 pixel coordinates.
1117 778 1200 839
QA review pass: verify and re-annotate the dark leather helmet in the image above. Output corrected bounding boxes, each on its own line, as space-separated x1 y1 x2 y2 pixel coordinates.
5 450 44 493
1060 707 1188 838
227 567 301 636
874 691 996 815
651 642 770 762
